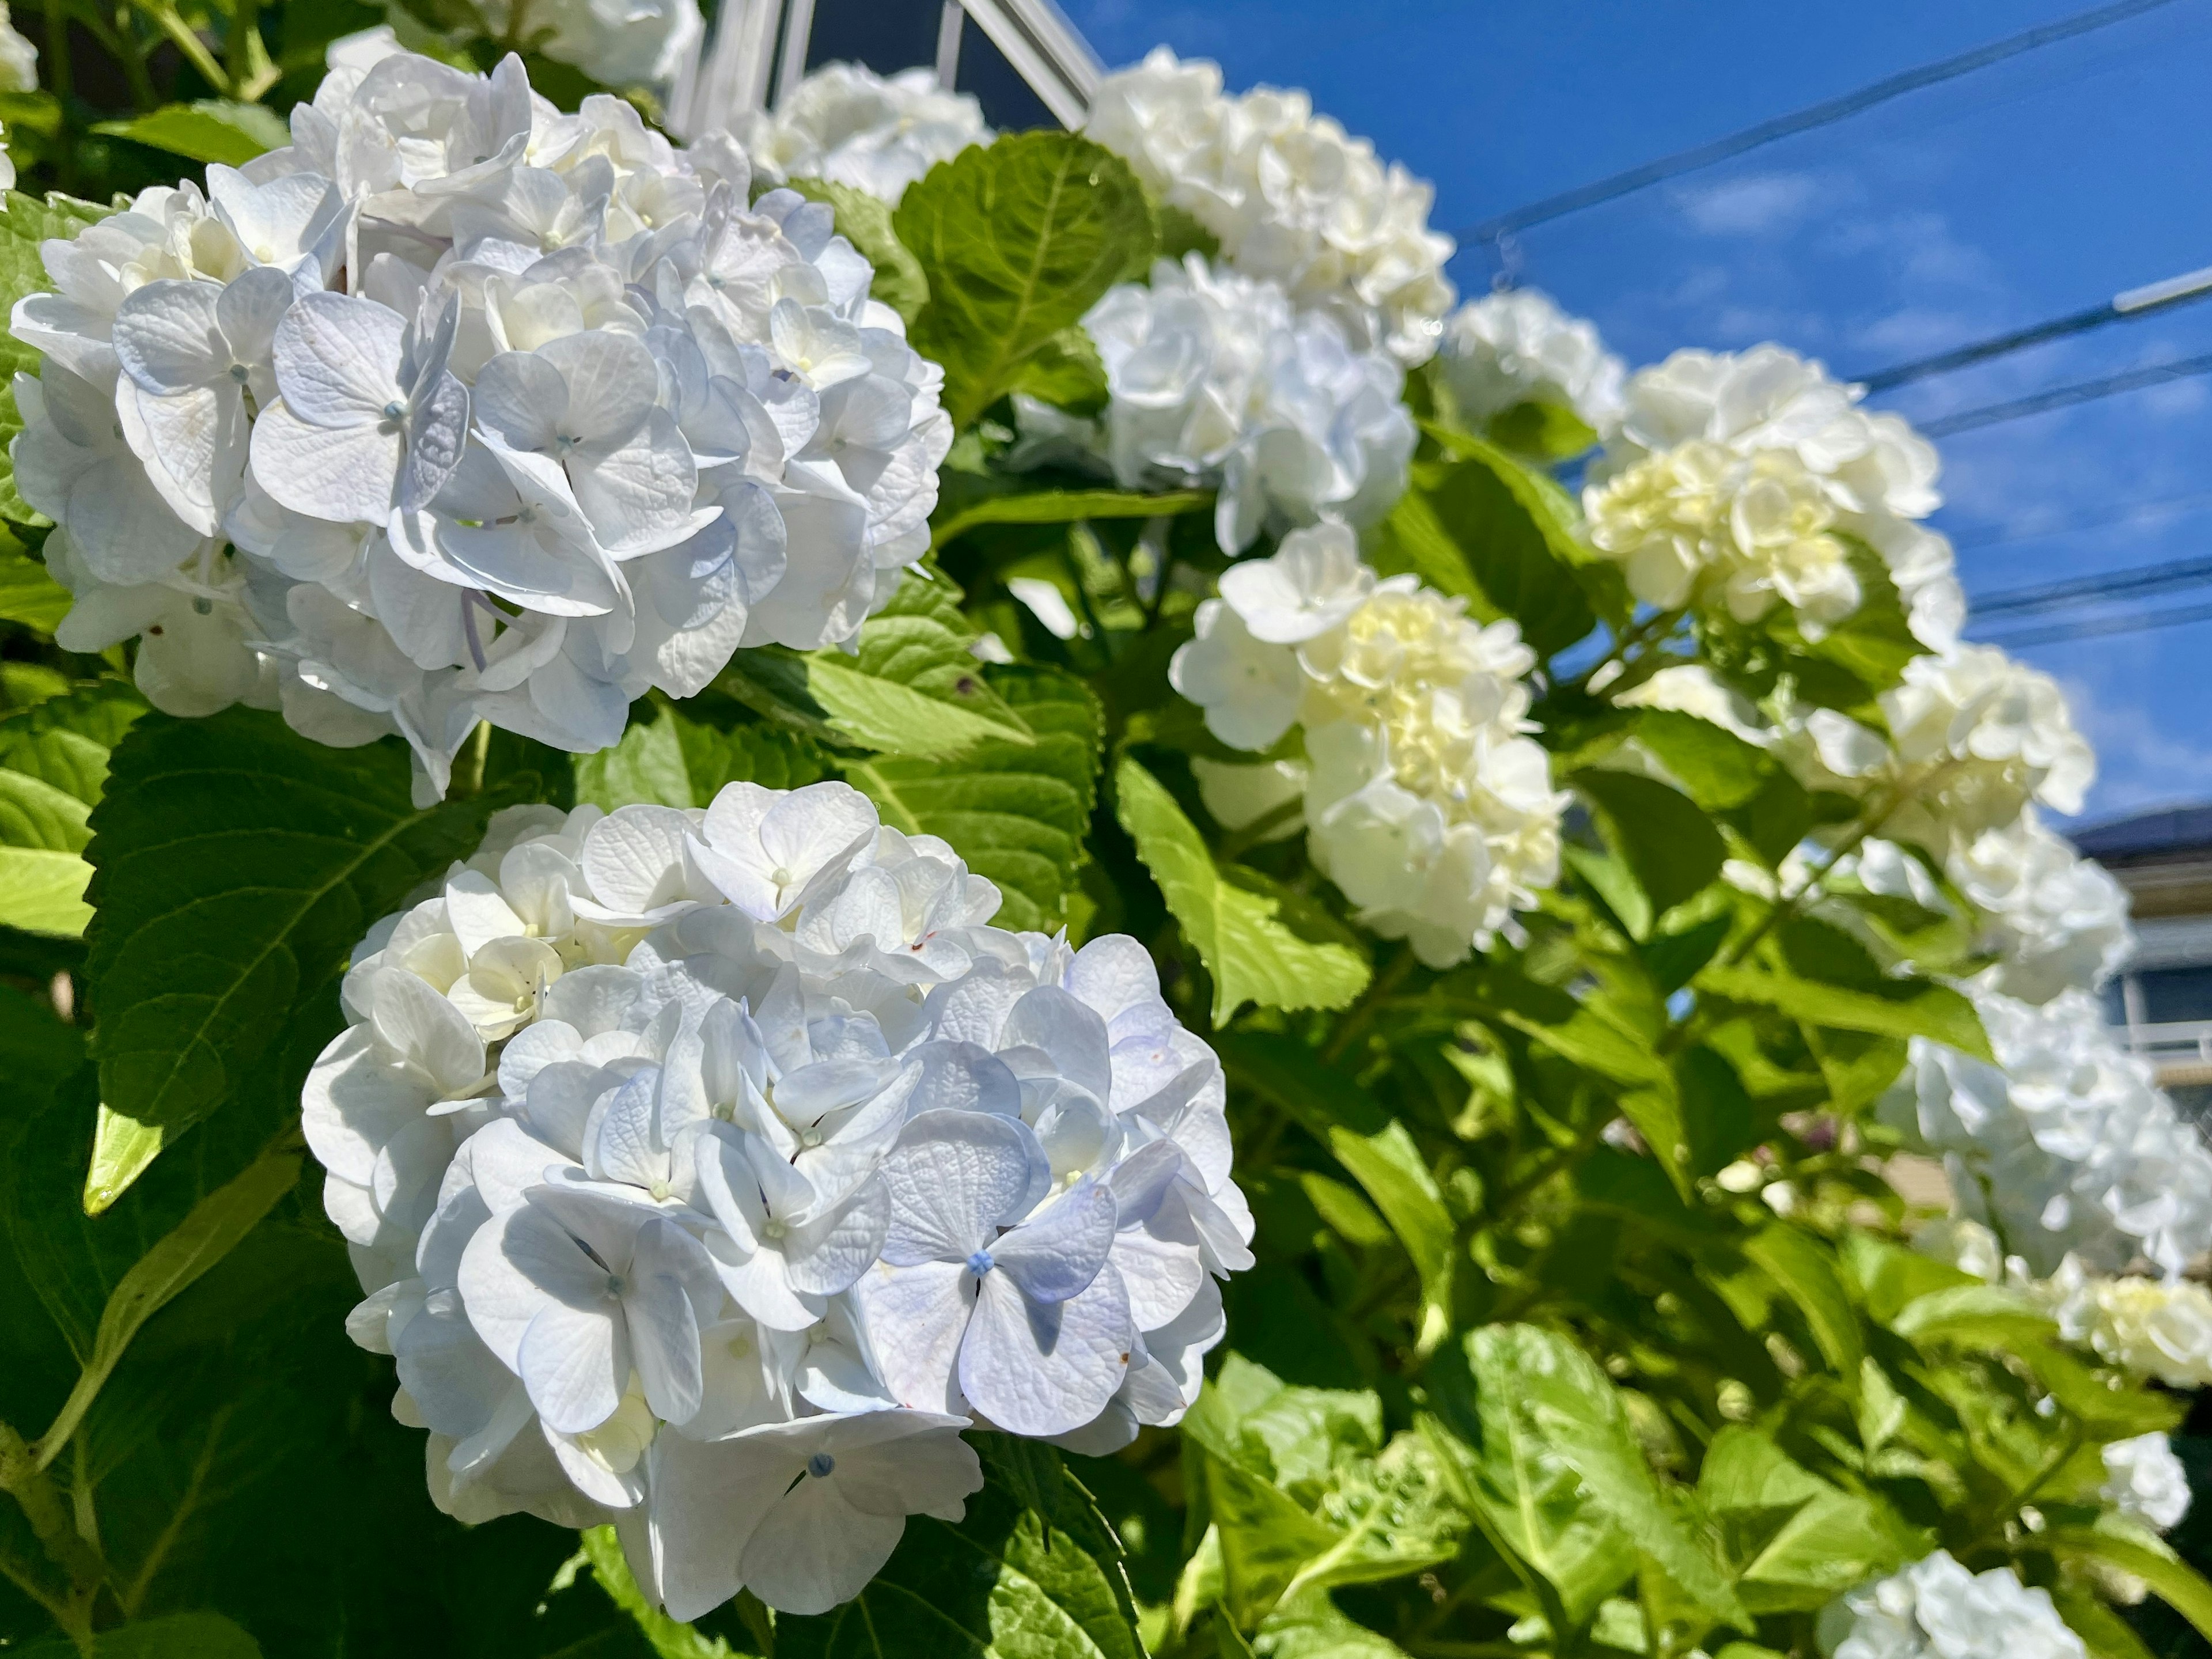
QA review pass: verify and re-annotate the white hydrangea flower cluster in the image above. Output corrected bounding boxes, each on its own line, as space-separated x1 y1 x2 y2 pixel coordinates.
0 2 35 96
1791 645 2094 861
1817 1551 2086 1659
1948 810 2133 1005
1435 286 1625 438
1082 47 1456 366
1881 984 2212 1277
12 40 952 801
1169 522 1566 967
304 779 1249 1620
1016 253 1414 555
2102 1433 2192 1532
471 0 703 96
737 62 991 207
1588 345 1965 652
2043 1258 2212 1388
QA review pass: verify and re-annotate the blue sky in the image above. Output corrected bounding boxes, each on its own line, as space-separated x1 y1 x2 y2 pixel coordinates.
1057 0 2212 828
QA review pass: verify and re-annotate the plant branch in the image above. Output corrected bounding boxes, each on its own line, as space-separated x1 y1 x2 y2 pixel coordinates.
1217 797 1303 862
1322 944 1417 1064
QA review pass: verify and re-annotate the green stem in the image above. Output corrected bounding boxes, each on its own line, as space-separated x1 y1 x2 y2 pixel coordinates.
1716 777 1915 971
131 0 228 94
451 719 492 798
43 0 70 103
1322 944 1416 1064
1562 607 1684 699
0 1420 103 1646
224 0 260 95
1217 797 1303 862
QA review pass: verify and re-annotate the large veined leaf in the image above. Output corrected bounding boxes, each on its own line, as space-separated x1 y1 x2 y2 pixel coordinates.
1427 1333 1637 1627
574 696 825 811
724 571 1035 759
895 132 1156 427
1700 927 1991 1060
846 664 1100 932
1368 439 1595 656
1115 755 1369 1024
772 1462 1143 1659
81 710 532 1201
0 190 113 521
1457 1325 1748 1630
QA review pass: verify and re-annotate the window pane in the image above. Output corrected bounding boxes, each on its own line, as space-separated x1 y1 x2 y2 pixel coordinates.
2137 965 2212 1025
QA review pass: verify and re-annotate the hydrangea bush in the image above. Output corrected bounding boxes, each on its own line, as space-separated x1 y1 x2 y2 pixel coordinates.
0 26 2209 1659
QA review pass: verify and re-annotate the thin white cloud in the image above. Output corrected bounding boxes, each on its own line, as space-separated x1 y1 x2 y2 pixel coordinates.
1672 172 1819 237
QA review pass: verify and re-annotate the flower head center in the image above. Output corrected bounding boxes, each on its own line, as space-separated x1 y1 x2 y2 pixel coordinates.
965 1249 995 1277
806 1452 836 1479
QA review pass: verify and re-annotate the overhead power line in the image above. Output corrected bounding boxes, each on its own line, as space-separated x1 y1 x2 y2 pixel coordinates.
1458 0 2187 246
1971 552 2212 619
1853 264 2212 392
1919 350 2212 437
1979 597 2212 650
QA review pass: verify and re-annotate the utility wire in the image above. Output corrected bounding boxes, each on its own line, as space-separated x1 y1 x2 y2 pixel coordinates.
1853 264 2212 392
1919 350 2212 437
1979 597 2212 649
1971 552 2212 618
1457 0 2187 246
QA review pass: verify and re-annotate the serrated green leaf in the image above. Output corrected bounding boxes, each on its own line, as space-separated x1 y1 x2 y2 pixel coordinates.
784 175 929 327
847 662 1100 931
1425 1335 1637 1627
896 131 1157 427
82 710 532 1195
574 697 824 811
1370 437 1595 655
732 571 1033 758
0 764 90 850
1006 323 1111 415
1465 1325 1748 1629
774 1464 1143 1659
93 100 290 165
1115 754 1369 1024
1321 1119 1455 1349
1574 769 1725 919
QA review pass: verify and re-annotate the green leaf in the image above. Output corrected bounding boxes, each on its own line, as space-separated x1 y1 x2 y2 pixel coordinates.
1802 537 1922 698
1573 770 1726 919
930 485 1212 555
2044 1523 2212 1645
1006 324 1109 416
784 175 929 327
1695 1429 1900 1610
1253 1591 1416 1659
0 544 70 630
847 663 1100 931
0 844 92 935
1465 1325 1748 1629
1699 959 1990 1060
1633 710 1771 811
92 100 290 165
0 765 90 850
1207 1453 1347 1629
774 1460 1143 1659
1426 1335 1637 1627
82 710 532 1196
732 571 1033 759
1115 755 1369 1024
1320 1119 1455 1347
0 191 113 521
896 131 1157 427
30 1143 300 1469
574 698 824 810
577 1526 738 1657
0 679 147 803
1741 1225 1864 1374
1370 438 1595 655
